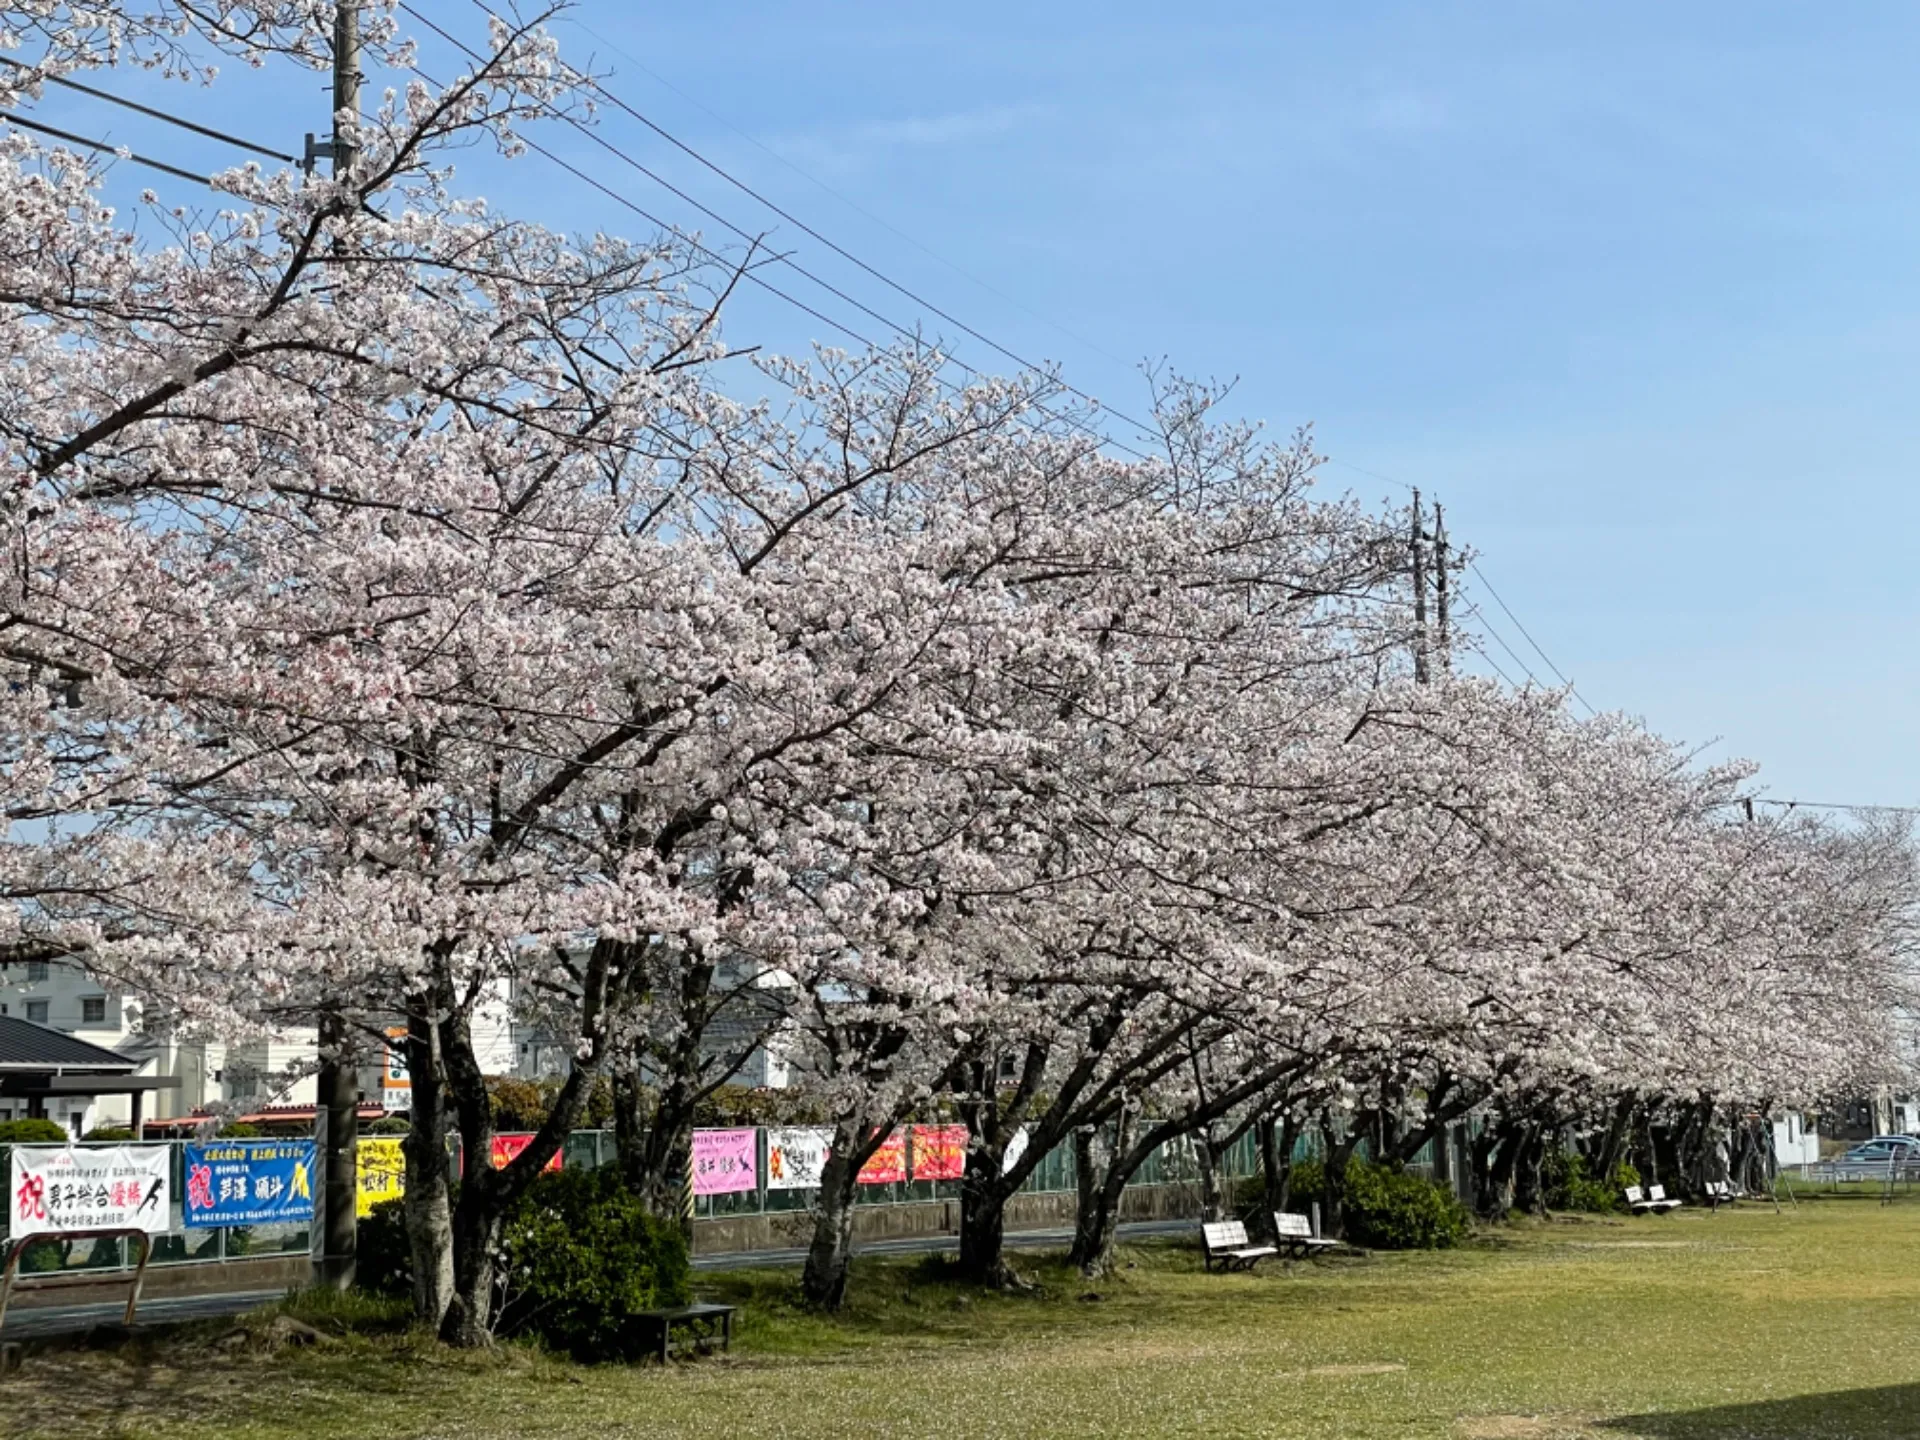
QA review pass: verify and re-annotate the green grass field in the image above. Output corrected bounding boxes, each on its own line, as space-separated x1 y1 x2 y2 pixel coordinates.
5 1194 1919 1439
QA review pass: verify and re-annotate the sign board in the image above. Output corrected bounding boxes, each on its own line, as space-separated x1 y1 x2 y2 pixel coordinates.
184 1139 317 1228
910 1124 967 1182
380 1026 411 1111
356 1136 406 1217
692 1128 756 1196
10 1145 171 1237
765 1128 832 1190
490 1133 561 1173
857 1129 907 1186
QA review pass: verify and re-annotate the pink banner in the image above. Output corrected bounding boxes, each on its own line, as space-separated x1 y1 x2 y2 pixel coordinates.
911 1124 967 1182
692 1128 757 1195
857 1129 907 1185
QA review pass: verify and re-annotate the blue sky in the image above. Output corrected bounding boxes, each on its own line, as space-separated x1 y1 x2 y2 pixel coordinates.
27 2 1920 806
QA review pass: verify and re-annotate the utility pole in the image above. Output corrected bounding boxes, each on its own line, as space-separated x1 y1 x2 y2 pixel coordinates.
1433 502 1450 673
1410 488 1430 684
316 0 360 1293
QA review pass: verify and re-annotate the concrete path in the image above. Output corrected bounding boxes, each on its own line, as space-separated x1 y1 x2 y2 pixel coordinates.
690 1217 1193 1270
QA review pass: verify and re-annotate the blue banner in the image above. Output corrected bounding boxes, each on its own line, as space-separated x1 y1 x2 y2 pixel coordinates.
183 1139 318 1228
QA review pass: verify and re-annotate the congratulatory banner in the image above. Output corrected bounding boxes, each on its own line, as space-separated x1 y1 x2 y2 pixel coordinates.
185 1139 317 1228
11 1145 171 1238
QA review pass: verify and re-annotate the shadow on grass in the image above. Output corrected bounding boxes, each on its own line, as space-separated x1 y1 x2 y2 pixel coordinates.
1604 1382 1920 1438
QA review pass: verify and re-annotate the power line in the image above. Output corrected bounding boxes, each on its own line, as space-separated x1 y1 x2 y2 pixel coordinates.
0 56 299 164
554 12 1133 375
1753 799 1920 817
2 111 217 186
398 1 1156 464
1467 561 1595 716
522 0 1161 443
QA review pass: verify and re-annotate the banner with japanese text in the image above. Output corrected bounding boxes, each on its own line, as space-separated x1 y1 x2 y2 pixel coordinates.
692 1128 756 1195
766 1127 832 1190
910 1124 967 1182
10 1145 171 1238
356 1136 406 1217
184 1139 316 1228
489 1133 562 1173
857 1128 907 1185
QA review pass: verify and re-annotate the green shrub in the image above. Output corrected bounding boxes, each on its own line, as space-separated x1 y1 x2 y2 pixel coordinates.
1285 1157 1326 1208
81 1126 134 1142
356 1196 414 1300
367 1116 412 1135
0 1118 69 1144
1543 1151 1640 1214
18 1239 68 1273
219 1122 263 1138
495 1167 690 1360
358 1169 690 1360
1339 1160 1471 1249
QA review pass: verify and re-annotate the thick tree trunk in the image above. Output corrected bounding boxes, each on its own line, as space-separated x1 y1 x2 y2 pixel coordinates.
1321 1121 1364 1240
1197 1125 1227 1222
1067 1123 1131 1277
316 1008 358 1291
1595 1093 1635 1181
440 1181 503 1347
1259 1110 1295 1218
401 1000 453 1328
957 1140 1017 1287
801 1122 865 1309
1512 1124 1547 1217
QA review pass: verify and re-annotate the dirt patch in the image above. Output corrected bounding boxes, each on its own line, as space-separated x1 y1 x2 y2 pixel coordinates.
1458 1416 1604 1438
1304 1362 1407 1376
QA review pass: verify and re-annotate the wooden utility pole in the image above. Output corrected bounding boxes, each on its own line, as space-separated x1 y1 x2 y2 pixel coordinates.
317 0 361 1292
1410 488 1430 684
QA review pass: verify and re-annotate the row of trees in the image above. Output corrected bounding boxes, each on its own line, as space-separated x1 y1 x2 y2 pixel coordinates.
2 2 1913 1343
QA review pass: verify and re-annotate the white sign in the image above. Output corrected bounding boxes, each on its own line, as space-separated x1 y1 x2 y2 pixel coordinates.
1003 1126 1030 1176
765 1127 833 1190
10 1145 172 1237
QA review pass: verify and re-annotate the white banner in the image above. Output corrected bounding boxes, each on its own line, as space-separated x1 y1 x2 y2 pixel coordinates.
1003 1125 1030 1176
765 1127 833 1190
10 1145 172 1237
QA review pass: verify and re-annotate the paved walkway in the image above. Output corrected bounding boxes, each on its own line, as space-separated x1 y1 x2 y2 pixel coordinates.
0 1220 1196 1340
690 1218 1192 1270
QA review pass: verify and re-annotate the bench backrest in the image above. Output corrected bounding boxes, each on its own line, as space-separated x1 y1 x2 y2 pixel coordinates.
1273 1211 1314 1239
1648 1184 1669 1201
1624 1185 1645 1203
1202 1220 1249 1251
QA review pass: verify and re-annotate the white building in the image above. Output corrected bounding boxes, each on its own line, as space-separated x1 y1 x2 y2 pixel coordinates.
1772 1111 1820 1168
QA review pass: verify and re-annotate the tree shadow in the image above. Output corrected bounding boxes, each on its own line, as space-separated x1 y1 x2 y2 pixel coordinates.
1604 1382 1920 1438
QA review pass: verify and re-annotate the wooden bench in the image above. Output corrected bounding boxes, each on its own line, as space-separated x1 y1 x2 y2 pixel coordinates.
633 1302 736 1364
1624 1183 1682 1215
1272 1211 1338 1258
1201 1219 1277 1272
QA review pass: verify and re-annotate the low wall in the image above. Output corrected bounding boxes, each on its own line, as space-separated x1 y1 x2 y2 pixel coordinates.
8 1252 311 1312
691 1181 1204 1256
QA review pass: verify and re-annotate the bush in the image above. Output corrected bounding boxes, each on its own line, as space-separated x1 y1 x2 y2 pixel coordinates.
1339 1160 1471 1250
367 1116 412 1134
1543 1150 1640 1214
220 1122 263 1138
495 1167 690 1360
81 1126 134 1142
0 1118 69 1144
357 1169 691 1361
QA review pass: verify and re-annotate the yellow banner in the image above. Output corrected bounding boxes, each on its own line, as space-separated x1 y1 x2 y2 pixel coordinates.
356 1136 406 1217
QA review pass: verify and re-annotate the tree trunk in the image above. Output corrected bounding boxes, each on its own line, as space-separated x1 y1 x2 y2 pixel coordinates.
440 1178 503 1347
1197 1125 1227 1223
316 1008 358 1291
801 1121 864 1309
1595 1093 1635 1181
957 1137 1017 1287
401 999 453 1328
1067 1123 1130 1277
1259 1110 1295 1218
1512 1124 1547 1217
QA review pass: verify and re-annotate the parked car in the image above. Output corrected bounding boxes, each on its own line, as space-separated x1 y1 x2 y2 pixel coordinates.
1839 1136 1920 1166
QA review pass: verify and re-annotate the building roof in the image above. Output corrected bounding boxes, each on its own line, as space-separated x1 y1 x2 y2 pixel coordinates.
0 1015 140 1072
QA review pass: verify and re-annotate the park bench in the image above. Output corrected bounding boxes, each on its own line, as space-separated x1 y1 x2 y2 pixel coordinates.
632 1302 736 1364
1271 1211 1338 1259
1702 1180 1741 1211
1201 1219 1277 1272
1624 1184 1682 1216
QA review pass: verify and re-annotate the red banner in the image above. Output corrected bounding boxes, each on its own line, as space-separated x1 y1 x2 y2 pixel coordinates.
490 1133 561 1172
910 1124 967 1181
856 1128 907 1185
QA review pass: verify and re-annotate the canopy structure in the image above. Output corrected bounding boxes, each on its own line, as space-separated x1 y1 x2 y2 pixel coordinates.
0 1015 178 1131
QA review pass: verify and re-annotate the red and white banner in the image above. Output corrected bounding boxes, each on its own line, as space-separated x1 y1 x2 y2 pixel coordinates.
10 1145 172 1237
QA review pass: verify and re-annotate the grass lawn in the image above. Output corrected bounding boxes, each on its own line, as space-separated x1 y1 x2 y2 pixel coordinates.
4 1194 1920 1439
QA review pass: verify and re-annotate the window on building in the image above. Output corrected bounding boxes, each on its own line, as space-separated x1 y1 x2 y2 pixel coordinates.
25 1000 48 1023
81 997 106 1025
24 960 47 983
